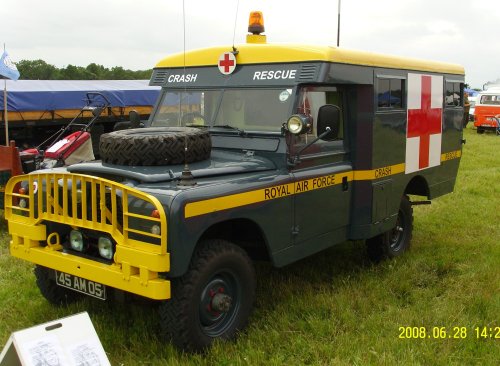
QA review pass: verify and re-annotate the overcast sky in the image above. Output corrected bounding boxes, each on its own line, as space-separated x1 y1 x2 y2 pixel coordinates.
1 0 498 88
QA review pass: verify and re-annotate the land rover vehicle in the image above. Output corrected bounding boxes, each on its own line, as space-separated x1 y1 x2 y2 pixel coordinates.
4 12 465 351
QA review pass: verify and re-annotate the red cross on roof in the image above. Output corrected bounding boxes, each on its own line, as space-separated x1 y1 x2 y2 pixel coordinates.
218 52 236 75
407 75 442 170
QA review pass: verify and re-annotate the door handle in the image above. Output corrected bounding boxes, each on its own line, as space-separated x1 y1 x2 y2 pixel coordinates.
342 176 348 191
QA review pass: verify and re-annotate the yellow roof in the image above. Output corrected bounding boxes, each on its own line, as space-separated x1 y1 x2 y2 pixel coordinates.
155 43 464 75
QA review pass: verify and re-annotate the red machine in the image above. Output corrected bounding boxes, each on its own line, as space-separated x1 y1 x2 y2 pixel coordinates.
0 92 109 176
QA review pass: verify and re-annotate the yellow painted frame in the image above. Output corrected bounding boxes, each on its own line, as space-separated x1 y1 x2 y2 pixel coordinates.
5 173 170 300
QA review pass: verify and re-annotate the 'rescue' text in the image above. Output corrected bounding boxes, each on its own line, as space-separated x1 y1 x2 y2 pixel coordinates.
253 70 297 80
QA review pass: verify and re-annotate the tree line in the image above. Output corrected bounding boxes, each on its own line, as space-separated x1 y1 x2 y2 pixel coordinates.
16 59 152 80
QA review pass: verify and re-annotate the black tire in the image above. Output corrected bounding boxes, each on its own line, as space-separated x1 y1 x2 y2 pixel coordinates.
159 240 256 352
34 265 81 305
476 128 485 134
366 195 413 262
99 127 211 166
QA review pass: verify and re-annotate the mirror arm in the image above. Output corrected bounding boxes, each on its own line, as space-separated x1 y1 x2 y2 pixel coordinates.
289 127 331 166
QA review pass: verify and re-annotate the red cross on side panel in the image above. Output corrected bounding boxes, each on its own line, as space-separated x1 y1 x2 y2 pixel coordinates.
407 75 442 169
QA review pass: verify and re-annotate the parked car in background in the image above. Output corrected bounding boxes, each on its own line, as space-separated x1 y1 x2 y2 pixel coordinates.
474 88 500 133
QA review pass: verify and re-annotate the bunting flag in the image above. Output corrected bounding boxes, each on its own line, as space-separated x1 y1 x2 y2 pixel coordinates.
0 51 20 80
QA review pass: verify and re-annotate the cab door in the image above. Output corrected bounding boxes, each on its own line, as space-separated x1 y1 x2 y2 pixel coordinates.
290 86 352 256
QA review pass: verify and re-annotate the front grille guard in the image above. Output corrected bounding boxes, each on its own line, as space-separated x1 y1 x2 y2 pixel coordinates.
5 172 167 258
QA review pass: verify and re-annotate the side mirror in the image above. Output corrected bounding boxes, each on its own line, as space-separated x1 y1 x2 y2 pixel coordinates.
317 104 340 141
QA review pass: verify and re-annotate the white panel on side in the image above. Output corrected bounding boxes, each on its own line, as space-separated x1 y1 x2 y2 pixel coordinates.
431 75 444 109
405 137 420 174
428 133 442 168
407 73 422 110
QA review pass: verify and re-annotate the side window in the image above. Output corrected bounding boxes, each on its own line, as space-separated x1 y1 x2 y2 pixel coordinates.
377 78 404 109
445 82 462 107
295 86 345 153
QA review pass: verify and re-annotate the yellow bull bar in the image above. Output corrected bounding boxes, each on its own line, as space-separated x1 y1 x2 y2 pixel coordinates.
4 172 170 300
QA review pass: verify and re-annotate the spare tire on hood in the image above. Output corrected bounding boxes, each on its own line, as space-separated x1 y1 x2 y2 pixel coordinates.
99 127 211 166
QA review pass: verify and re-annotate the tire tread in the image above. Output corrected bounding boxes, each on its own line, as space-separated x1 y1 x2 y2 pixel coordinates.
99 127 211 166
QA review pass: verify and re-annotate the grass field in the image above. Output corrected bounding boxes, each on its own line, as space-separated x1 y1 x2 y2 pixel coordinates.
1 126 499 365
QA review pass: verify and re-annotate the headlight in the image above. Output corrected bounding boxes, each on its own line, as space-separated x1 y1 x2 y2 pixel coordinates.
69 230 84 252
98 237 114 260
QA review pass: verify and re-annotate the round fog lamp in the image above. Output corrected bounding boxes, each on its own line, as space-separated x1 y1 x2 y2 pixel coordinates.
69 230 84 252
19 198 28 209
287 116 303 134
98 237 114 260
287 114 311 135
151 225 161 236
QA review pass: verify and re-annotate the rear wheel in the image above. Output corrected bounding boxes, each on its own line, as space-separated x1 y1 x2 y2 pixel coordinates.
34 266 81 305
476 127 485 134
366 195 413 262
159 240 256 352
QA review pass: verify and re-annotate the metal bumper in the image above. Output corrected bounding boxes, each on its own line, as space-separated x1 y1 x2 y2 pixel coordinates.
5 172 171 300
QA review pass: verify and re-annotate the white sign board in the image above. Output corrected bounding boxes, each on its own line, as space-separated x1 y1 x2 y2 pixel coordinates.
0 312 110 366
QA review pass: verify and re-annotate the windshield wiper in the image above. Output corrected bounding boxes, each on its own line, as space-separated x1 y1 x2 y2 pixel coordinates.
211 124 247 136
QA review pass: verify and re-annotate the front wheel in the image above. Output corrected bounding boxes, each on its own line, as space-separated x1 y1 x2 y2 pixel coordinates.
366 195 413 262
159 240 256 352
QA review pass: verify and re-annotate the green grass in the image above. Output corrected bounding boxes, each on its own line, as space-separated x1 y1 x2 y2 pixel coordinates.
1 127 499 365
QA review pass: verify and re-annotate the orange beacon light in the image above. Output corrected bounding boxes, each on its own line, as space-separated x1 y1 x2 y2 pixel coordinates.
248 11 265 34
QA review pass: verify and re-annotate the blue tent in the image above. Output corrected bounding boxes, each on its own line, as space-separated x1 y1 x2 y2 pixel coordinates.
0 80 160 111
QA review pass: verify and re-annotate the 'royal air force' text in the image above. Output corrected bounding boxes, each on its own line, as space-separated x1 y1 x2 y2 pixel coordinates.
264 175 337 200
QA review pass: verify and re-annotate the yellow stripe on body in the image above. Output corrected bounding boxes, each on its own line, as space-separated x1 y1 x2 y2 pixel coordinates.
185 171 353 218
185 187 276 219
441 150 462 162
353 163 406 181
185 150 462 219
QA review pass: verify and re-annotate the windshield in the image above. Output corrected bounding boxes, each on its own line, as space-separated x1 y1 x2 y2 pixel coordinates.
150 88 294 132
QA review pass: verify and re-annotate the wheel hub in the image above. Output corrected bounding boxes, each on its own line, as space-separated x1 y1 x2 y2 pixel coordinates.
211 293 232 312
199 275 240 335
390 217 404 249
